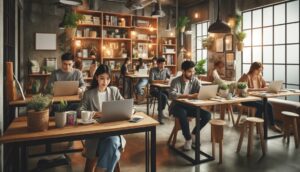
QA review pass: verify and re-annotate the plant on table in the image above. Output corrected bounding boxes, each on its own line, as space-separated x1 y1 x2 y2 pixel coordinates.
55 100 69 128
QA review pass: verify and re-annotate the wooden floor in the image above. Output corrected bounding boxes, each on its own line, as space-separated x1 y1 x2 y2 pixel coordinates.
28 104 300 172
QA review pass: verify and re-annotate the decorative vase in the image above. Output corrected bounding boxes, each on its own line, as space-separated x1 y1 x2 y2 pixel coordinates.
237 42 244 51
27 109 49 132
55 112 67 128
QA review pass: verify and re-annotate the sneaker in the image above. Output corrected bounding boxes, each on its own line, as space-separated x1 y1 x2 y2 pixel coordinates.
183 139 192 151
270 125 282 133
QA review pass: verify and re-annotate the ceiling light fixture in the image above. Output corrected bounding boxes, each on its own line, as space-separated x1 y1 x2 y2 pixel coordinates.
151 1 165 18
208 0 231 33
57 0 82 6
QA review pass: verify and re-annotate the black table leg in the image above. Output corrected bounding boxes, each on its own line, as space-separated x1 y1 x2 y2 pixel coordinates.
195 108 200 164
129 78 133 99
147 85 149 115
20 145 28 172
145 131 149 172
151 127 156 172
158 88 162 123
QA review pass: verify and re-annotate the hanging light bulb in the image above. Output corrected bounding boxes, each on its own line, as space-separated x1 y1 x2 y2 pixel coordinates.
194 13 199 19
208 0 231 33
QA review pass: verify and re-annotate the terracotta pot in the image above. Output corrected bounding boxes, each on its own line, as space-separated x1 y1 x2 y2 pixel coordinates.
65 28 76 39
27 109 49 132
237 42 244 51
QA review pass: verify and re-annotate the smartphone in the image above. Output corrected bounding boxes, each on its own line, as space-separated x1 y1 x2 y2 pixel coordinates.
129 117 143 123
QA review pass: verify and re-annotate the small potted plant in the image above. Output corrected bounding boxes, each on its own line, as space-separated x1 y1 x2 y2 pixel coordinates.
195 59 207 77
63 11 84 39
237 82 248 97
176 16 190 33
235 32 246 51
218 84 229 98
202 36 215 51
55 100 68 128
27 94 52 132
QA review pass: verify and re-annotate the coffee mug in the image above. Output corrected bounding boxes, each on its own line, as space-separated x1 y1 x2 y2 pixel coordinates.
81 111 95 122
66 111 77 126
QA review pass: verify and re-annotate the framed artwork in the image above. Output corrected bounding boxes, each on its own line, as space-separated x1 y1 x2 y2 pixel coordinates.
225 53 235 69
137 43 148 58
215 38 223 53
225 34 233 51
82 60 93 71
35 33 56 50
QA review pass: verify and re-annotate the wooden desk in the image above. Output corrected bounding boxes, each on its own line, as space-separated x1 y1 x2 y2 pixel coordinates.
9 95 81 107
124 74 149 99
172 96 261 165
0 112 158 172
201 81 212 85
250 90 300 139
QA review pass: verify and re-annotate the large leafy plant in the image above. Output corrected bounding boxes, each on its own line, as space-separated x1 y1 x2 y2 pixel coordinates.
195 59 207 75
63 12 84 28
236 32 246 42
176 16 190 32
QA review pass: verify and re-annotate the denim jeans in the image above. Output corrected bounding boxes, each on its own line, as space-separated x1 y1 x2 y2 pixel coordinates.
150 89 169 122
97 136 121 172
241 100 275 126
135 78 148 96
171 102 211 140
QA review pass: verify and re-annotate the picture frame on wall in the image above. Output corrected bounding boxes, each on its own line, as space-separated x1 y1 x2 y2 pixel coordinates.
35 33 56 50
215 38 223 53
225 34 233 51
225 53 235 69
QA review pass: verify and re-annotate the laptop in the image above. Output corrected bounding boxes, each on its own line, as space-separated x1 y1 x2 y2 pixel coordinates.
267 80 283 93
53 81 79 96
101 99 134 123
197 85 219 100
137 69 148 75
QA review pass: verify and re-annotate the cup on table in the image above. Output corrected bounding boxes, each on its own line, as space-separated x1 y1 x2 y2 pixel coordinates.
81 111 95 122
66 111 77 126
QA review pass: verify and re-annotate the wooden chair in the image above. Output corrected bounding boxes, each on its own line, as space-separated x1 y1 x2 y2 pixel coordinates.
237 117 266 157
167 117 193 147
210 119 226 164
282 111 299 148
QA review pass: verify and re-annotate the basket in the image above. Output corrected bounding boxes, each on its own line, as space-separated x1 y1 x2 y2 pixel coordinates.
27 109 49 132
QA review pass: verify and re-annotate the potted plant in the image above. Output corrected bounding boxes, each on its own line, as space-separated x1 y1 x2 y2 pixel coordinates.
55 100 68 128
63 11 84 39
202 36 215 51
176 16 190 33
237 82 248 97
235 32 246 51
195 59 207 77
27 94 52 132
218 84 229 98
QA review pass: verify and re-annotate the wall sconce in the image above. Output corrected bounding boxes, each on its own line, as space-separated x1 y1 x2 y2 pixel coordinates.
75 40 81 47
170 32 174 37
194 13 199 19
149 26 154 32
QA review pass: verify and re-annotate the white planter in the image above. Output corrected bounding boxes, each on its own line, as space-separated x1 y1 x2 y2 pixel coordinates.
219 89 229 98
55 112 67 128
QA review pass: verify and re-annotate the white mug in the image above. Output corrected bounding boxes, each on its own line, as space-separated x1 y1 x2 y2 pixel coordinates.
81 111 95 122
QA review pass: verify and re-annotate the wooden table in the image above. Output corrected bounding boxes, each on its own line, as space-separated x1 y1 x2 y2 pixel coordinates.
201 81 212 85
172 96 261 165
250 90 300 139
0 112 158 172
9 95 81 107
124 74 149 99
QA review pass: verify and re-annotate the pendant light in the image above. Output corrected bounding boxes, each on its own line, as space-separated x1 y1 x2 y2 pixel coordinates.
166 9 172 31
151 1 165 18
208 0 231 33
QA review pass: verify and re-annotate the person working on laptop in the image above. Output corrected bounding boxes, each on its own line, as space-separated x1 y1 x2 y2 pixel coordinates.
46 53 85 94
169 61 211 151
149 57 171 124
80 64 126 172
134 58 149 103
238 61 281 132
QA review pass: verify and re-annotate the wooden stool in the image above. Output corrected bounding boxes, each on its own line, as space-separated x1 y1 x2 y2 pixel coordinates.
235 104 256 126
237 117 266 157
282 111 299 148
167 117 192 147
210 119 226 164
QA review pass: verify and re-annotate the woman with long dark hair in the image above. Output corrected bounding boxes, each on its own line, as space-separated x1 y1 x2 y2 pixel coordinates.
80 64 125 172
239 62 281 132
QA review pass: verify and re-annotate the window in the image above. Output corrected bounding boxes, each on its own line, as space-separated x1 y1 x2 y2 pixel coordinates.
195 21 210 64
242 0 300 101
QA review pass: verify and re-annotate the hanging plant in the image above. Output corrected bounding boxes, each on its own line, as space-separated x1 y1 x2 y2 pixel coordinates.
202 36 215 50
63 11 84 39
235 31 246 51
176 16 190 33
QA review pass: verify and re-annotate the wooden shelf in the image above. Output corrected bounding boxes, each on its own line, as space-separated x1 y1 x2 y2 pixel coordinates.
75 37 101 40
134 16 157 20
132 58 153 61
75 9 102 15
29 74 50 77
77 24 101 27
103 25 131 29
162 44 176 46
162 53 176 54
103 12 132 17
133 26 157 31
132 39 152 43
103 38 131 41
77 57 97 60
103 57 128 61
165 65 176 67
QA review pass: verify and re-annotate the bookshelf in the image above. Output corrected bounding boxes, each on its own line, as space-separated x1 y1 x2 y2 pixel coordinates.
160 37 177 75
72 10 158 86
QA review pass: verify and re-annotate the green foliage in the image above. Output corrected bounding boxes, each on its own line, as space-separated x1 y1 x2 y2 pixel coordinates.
237 82 247 89
27 94 52 112
195 59 207 75
63 12 84 28
219 84 229 90
233 14 242 32
236 32 246 42
176 16 190 31
202 36 215 49
57 100 68 112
